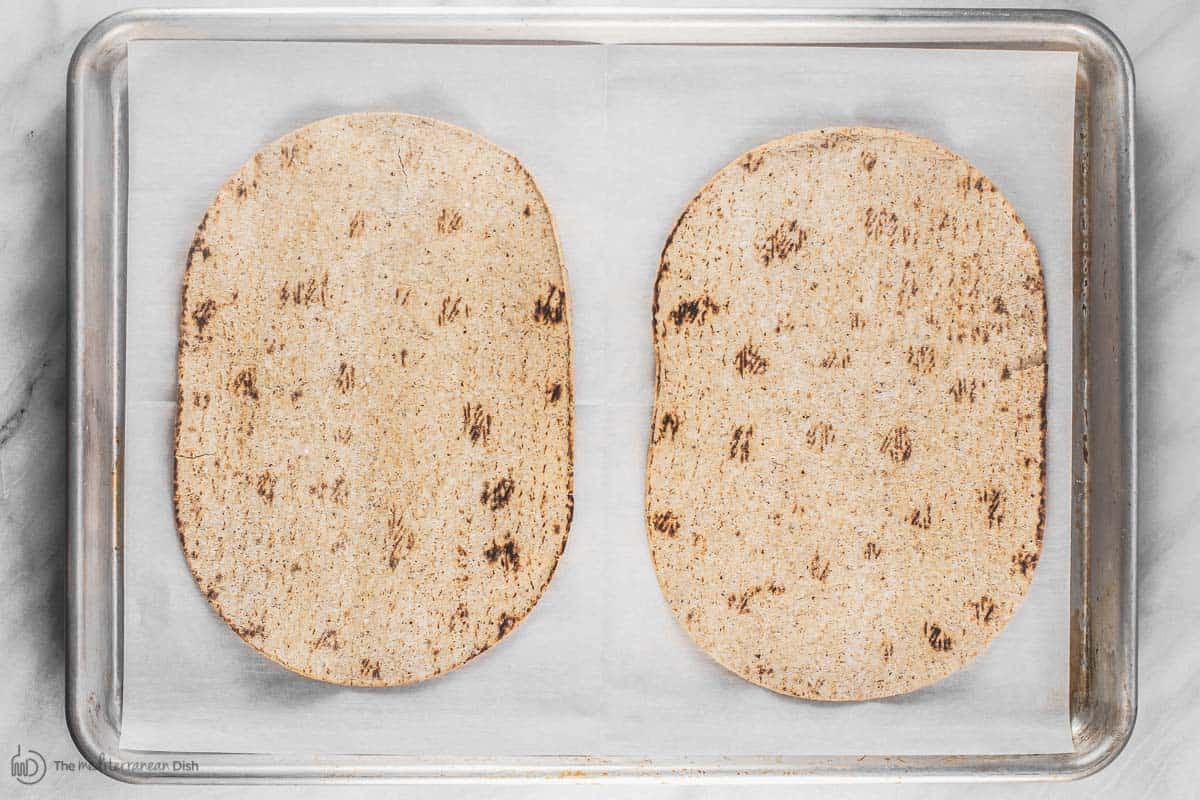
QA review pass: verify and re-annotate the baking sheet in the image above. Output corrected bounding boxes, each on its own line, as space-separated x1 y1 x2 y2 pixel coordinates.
123 40 1077 755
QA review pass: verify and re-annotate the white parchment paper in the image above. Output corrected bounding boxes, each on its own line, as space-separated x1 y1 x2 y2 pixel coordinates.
124 40 1077 755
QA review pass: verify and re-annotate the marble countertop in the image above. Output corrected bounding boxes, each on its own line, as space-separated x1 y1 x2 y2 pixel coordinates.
1 1 1192 797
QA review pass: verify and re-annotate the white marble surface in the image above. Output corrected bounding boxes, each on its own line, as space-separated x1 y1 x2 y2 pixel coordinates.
0 0 1193 797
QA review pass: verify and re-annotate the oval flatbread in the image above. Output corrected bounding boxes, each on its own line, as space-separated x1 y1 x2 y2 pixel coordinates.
647 127 1045 701
174 113 573 686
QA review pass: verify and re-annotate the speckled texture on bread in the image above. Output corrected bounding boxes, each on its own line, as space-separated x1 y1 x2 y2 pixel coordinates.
174 113 573 686
647 127 1045 701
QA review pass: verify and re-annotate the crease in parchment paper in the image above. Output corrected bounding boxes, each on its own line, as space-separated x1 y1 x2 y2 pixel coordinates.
123 40 1077 755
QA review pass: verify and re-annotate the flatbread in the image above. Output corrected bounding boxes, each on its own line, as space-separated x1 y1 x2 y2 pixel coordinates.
174 113 573 686
646 127 1046 701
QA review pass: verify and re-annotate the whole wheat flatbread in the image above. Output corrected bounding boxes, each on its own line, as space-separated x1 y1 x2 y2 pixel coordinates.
174 113 573 686
647 127 1046 701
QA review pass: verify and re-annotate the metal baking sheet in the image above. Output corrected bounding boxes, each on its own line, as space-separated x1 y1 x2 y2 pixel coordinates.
122 39 1076 755
67 7 1136 783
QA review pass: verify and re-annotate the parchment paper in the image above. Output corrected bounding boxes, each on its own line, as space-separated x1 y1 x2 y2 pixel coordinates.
123 40 1077 755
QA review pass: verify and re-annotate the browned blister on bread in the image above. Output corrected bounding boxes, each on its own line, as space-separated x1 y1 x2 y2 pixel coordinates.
647 127 1045 701
174 113 573 686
